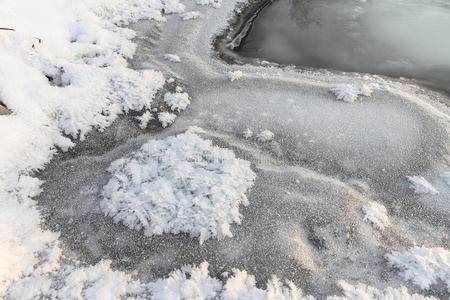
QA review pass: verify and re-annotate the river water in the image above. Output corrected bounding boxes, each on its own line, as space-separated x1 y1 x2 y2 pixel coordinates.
237 0 450 93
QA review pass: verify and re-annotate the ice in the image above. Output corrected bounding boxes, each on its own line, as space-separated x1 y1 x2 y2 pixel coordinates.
101 128 256 244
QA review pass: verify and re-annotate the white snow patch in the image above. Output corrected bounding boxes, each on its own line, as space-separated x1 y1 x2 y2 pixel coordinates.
362 201 390 230
181 11 202 20
164 91 190 112
407 176 439 195
0 0 167 294
158 111 177 128
386 247 450 292
330 83 374 103
257 130 275 142
228 70 244 82
101 128 256 244
163 54 181 63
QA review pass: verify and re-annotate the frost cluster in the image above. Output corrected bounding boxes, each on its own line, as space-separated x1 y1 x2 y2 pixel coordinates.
157 112 177 128
362 201 390 230
101 128 256 244
227 70 244 82
163 54 181 63
330 83 374 103
407 176 439 195
135 111 154 129
257 130 275 142
164 91 190 111
243 128 254 139
386 246 450 292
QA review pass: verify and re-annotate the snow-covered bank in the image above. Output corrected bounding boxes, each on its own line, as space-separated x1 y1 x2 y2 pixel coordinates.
1 0 449 298
0 0 174 295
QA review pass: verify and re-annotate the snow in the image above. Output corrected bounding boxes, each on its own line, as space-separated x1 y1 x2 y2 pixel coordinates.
101 128 256 244
158 111 177 128
163 54 182 63
181 11 202 20
361 201 390 230
330 83 375 103
256 130 275 142
228 70 244 82
386 247 450 292
407 176 439 195
164 91 191 111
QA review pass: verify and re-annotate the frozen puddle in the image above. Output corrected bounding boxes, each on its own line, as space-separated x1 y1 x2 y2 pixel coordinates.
235 0 450 94
37 83 450 297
